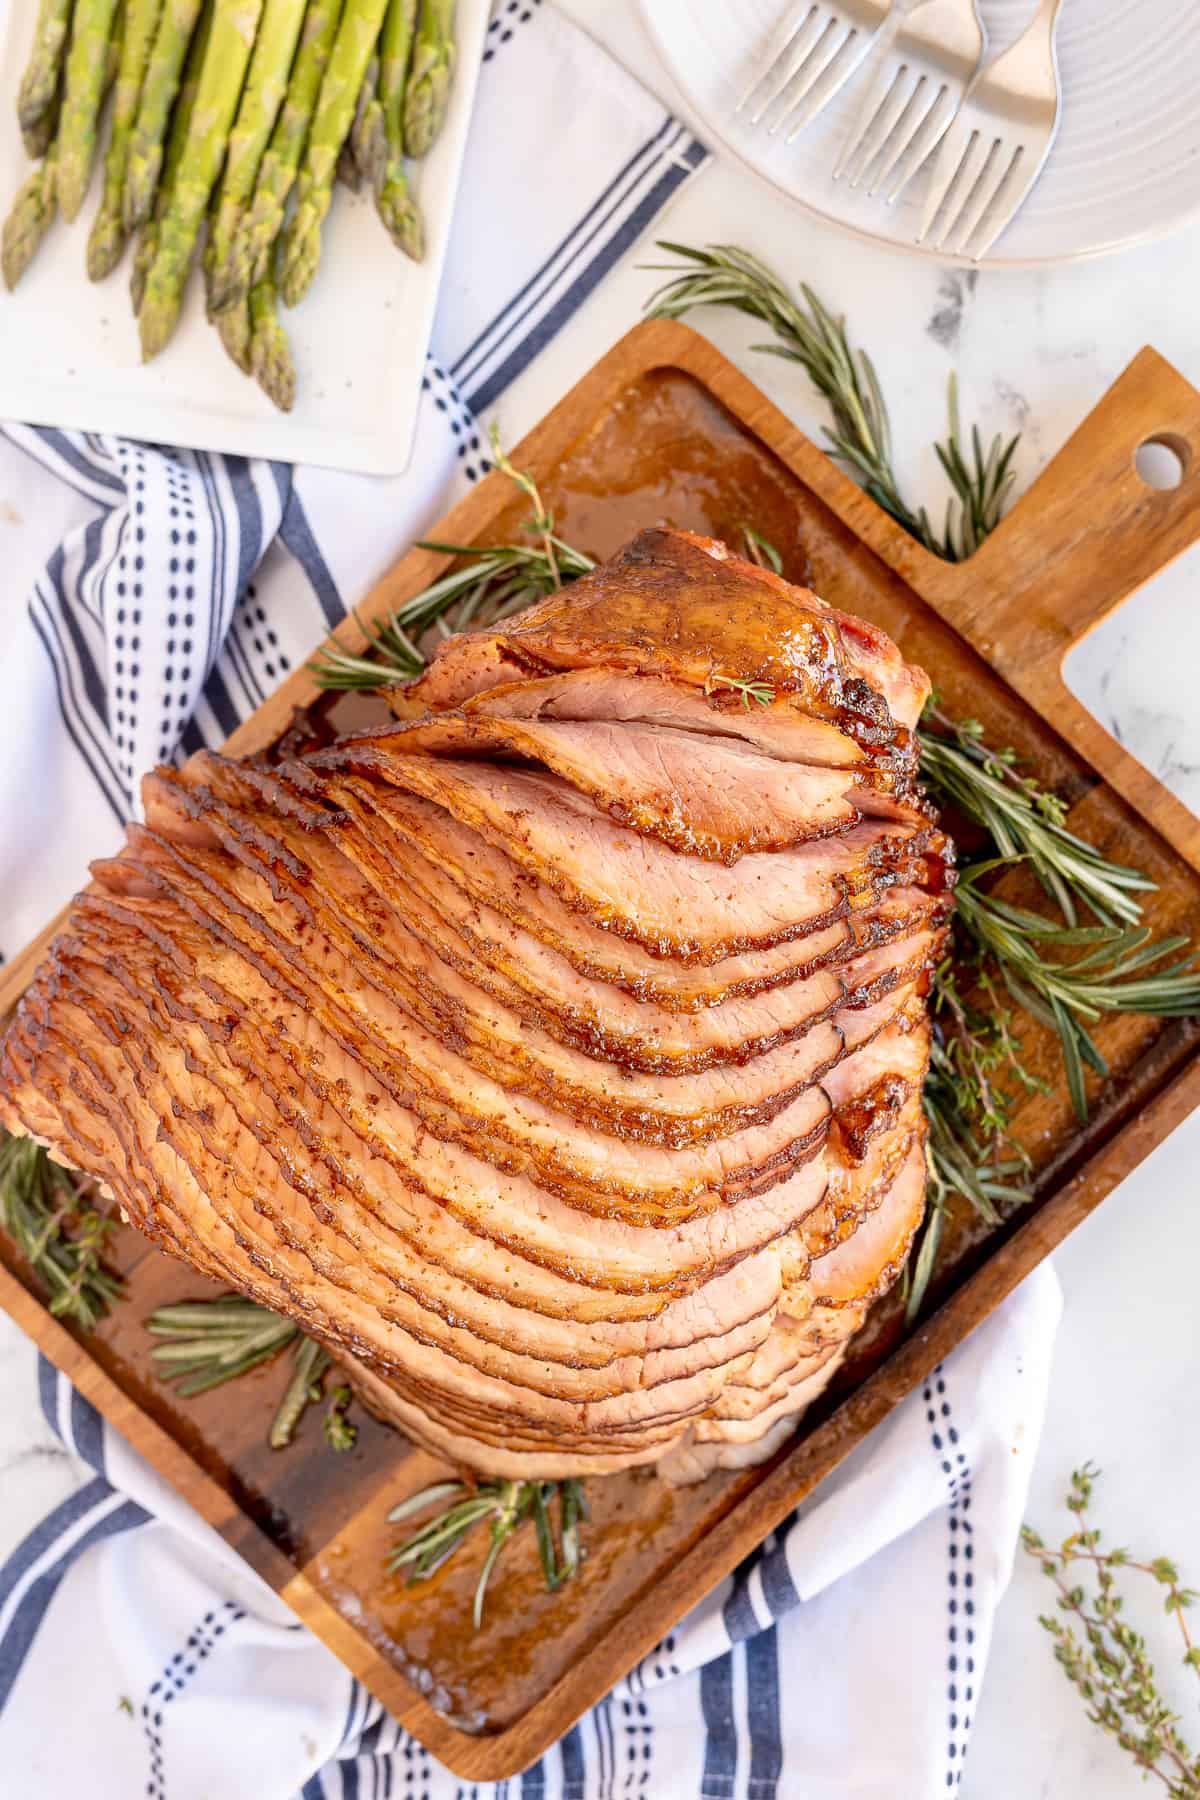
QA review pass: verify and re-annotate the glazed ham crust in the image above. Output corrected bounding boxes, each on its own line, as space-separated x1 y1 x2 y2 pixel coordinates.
0 526 949 1480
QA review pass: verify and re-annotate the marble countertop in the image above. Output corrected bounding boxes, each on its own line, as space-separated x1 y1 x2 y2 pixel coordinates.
5 4 1200 1794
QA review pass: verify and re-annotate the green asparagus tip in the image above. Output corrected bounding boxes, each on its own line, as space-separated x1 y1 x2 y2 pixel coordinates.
122 151 162 236
404 64 453 158
279 231 319 309
217 303 252 374
21 114 56 160
251 317 296 413
86 204 126 282
3 167 54 290
139 291 183 361
377 179 425 263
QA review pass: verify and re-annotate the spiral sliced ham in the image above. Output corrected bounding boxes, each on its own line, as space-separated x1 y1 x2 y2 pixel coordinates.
0 527 951 1481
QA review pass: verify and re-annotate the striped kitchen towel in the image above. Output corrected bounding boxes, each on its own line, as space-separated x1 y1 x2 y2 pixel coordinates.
0 1266 1061 1798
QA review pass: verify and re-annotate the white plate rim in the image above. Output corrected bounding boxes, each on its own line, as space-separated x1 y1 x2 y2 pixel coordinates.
637 0 1200 272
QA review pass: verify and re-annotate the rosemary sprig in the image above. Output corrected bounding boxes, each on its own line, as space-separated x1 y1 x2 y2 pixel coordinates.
704 672 776 709
269 1335 330 1449
0 1131 123 1329
643 241 1019 564
954 873 1200 1123
146 1295 347 1449
323 1383 358 1452
1023 1466 1200 1795
741 524 784 573
386 1477 588 1629
310 427 594 693
919 710 1154 927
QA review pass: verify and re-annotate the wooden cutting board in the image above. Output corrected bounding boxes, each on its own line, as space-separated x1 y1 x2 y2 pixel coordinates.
3 319 1200 1780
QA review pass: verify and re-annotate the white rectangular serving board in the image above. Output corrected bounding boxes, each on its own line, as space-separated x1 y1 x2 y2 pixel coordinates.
0 0 488 474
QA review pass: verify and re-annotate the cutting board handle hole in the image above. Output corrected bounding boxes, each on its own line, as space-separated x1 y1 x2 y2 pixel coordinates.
1134 435 1190 490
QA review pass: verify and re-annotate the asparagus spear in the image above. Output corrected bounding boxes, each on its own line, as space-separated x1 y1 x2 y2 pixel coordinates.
16 0 73 141
348 52 385 190
2 137 58 290
87 0 165 278
56 0 123 220
216 295 252 368
402 0 454 159
372 0 420 257
209 0 341 310
335 136 361 190
249 277 295 410
22 110 58 161
139 0 268 358
129 0 211 311
375 150 422 260
124 0 208 231
378 0 415 152
205 0 308 314
278 0 390 307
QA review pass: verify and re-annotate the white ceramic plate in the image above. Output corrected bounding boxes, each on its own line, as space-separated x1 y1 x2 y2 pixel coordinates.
0 0 487 472
640 0 1200 267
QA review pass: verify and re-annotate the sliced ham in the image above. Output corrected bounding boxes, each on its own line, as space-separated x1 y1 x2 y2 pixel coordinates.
0 526 943 1479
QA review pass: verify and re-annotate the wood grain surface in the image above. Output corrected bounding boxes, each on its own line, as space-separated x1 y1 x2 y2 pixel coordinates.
2 320 1199 1779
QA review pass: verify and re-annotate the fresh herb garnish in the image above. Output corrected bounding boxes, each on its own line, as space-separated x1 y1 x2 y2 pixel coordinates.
643 241 1019 564
309 426 594 692
386 1477 587 1628
146 1295 352 1450
741 524 784 573
909 712 1200 1315
704 672 776 709
323 1383 358 1452
0 1132 123 1328
1023 1466 1200 1796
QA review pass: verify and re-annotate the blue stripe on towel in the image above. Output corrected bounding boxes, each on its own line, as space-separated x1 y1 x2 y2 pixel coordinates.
452 115 675 389
29 595 127 822
0 1480 150 1712
745 1628 783 1799
466 131 708 415
700 1650 738 1798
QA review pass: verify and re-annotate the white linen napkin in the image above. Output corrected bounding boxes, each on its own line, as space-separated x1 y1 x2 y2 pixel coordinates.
0 1 1063 1792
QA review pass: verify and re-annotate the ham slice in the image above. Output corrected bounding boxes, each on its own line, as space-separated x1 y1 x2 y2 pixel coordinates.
0 526 945 1479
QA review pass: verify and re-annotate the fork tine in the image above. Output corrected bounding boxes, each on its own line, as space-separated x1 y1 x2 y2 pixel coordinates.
942 138 1015 256
917 118 981 245
879 83 956 202
836 63 911 185
780 21 874 143
768 15 841 135
737 1 811 114
742 6 825 125
963 143 1035 259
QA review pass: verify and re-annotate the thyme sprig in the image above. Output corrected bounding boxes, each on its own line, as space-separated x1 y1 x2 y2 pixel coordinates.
146 1295 354 1450
310 427 594 692
643 241 1019 564
387 1477 587 1629
1023 1466 1200 1795
0 1132 123 1328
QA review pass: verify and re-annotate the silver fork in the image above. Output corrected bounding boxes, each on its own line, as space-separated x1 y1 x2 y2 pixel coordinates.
834 0 986 203
917 0 1066 259
737 1 894 145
